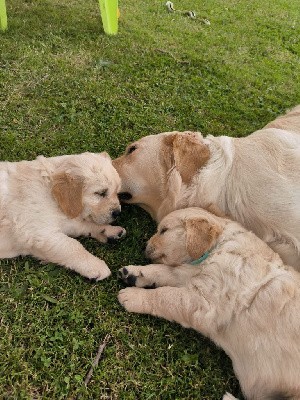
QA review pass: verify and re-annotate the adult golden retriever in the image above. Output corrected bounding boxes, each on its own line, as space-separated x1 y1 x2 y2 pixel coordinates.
113 105 300 269
118 207 300 400
0 152 125 280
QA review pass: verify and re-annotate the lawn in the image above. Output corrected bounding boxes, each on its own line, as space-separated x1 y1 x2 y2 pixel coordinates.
0 0 299 398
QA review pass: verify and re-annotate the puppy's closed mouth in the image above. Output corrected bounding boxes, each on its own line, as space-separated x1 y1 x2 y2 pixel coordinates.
118 192 132 201
146 250 165 263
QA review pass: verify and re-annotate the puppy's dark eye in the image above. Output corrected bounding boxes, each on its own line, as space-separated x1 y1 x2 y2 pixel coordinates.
127 145 137 155
160 227 168 235
95 189 107 198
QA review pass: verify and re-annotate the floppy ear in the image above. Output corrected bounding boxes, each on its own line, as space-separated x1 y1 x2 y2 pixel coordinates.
162 132 210 184
185 218 222 259
52 172 84 218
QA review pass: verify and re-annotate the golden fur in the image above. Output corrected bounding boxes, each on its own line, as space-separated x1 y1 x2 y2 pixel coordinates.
0 152 125 280
113 105 300 269
119 207 300 400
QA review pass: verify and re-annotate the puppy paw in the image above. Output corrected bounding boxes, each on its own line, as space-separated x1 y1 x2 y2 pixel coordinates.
92 225 126 244
118 287 145 313
106 226 126 244
118 265 156 288
83 260 111 281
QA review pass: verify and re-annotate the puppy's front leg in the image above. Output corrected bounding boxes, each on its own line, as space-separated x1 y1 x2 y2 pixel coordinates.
33 234 111 280
118 287 205 329
119 264 201 288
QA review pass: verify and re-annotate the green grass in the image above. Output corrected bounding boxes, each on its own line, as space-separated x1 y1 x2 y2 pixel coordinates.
0 0 299 398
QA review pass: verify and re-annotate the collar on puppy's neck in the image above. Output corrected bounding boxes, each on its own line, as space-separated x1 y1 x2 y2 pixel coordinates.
189 243 219 265
190 250 211 265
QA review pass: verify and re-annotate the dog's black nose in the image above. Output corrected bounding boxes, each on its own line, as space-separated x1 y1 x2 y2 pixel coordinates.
111 209 121 219
118 192 132 201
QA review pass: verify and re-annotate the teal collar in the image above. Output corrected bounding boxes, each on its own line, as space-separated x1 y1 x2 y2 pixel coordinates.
190 250 211 265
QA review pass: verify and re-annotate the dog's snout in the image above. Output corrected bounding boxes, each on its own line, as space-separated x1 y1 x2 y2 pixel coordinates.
118 192 132 201
145 244 155 259
111 208 121 219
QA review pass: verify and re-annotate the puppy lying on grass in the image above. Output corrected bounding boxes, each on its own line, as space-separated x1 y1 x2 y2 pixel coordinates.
0 152 125 280
119 207 300 399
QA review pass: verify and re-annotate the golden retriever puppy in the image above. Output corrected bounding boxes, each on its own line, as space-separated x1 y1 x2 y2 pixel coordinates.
0 152 126 280
113 105 300 269
118 207 300 400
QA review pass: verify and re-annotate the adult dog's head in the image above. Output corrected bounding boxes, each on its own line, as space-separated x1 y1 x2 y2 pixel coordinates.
113 132 210 222
145 207 223 266
51 152 121 224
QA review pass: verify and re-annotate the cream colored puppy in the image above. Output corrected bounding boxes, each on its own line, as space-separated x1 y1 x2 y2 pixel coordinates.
113 105 300 269
119 207 300 400
0 152 126 280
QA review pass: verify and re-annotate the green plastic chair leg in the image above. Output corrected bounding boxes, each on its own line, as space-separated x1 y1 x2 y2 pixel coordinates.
0 0 7 31
98 0 118 35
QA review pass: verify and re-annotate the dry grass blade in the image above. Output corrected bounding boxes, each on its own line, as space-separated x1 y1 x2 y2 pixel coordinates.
84 334 111 387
